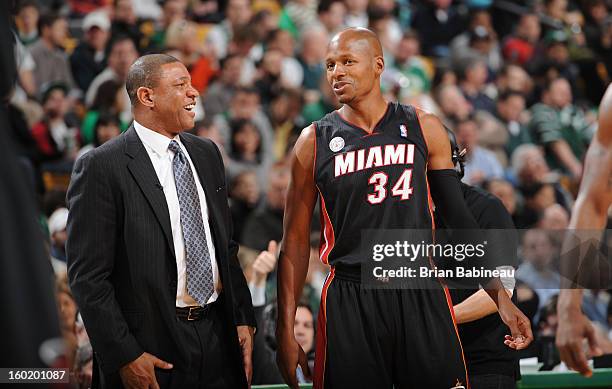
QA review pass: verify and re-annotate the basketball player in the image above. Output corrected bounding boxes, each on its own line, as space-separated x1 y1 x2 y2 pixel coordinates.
440 129 522 389
276 28 532 389
556 84 612 377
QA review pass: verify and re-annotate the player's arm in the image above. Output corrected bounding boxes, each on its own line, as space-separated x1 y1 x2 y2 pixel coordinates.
420 109 532 348
276 124 318 388
454 279 513 324
556 86 612 376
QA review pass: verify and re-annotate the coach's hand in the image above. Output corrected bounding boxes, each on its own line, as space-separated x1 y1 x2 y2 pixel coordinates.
276 332 310 389
556 308 602 377
119 352 173 389
237 325 255 387
498 296 533 350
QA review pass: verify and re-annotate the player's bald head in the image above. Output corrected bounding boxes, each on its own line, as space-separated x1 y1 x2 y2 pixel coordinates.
328 27 383 58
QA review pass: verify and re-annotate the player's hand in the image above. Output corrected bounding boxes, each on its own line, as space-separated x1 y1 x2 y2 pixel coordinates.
498 298 533 350
556 308 603 377
119 352 173 389
276 331 310 389
237 325 255 387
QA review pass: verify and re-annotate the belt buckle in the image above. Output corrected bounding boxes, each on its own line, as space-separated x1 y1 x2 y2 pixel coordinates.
187 306 197 321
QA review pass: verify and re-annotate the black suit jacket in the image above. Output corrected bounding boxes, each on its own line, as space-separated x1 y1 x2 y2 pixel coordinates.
66 126 255 388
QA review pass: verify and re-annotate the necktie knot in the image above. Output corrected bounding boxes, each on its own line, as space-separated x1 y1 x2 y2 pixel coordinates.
168 140 181 154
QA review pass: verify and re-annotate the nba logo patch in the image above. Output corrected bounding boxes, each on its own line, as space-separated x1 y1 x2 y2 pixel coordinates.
329 136 345 152
399 124 408 138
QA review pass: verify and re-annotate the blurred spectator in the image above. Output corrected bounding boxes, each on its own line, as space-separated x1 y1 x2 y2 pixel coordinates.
69 10 110 93
110 0 142 50
268 88 304 161
242 163 290 250
301 75 340 123
457 55 496 115
344 0 369 28
516 182 557 228
516 229 561 312
229 170 261 242
203 54 244 119
436 83 473 125
82 79 127 144
29 12 77 94
48 207 69 264
294 302 315 381
149 0 189 50
502 12 541 65
451 9 502 72
207 0 253 59
195 117 225 150
76 111 121 159
483 178 517 219
411 0 467 58
383 30 432 100
368 4 402 54
454 117 503 185
316 0 346 35
528 77 591 178
495 63 533 99
55 273 78 369
30 82 80 163
537 204 569 230
530 29 580 91
85 35 138 123
15 0 40 46
298 25 328 91
283 0 319 38
263 29 304 91
255 49 292 105
214 87 274 177
226 118 270 186
165 19 216 94
582 290 611 332
494 90 531 158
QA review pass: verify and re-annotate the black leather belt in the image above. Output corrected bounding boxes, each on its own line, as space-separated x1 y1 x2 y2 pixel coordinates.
175 304 213 321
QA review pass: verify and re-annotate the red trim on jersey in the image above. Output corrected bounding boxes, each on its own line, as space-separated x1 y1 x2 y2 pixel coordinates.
443 285 471 389
414 107 430 157
314 268 335 389
312 122 318 181
317 188 335 265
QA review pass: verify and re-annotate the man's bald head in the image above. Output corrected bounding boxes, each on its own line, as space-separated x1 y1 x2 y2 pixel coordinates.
328 27 383 58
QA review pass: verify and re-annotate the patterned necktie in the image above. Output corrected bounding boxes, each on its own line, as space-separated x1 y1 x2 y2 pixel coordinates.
168 140 214 306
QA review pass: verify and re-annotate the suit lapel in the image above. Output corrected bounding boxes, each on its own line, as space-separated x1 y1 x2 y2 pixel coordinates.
179 134 227 259
124 126 175 257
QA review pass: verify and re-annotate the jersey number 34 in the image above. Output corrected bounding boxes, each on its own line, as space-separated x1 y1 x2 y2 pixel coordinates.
367 169 414 205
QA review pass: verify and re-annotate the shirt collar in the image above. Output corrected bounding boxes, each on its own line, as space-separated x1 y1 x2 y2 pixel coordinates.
133 120 180 157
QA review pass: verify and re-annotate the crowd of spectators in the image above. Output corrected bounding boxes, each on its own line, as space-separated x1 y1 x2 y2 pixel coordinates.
7 0 612 386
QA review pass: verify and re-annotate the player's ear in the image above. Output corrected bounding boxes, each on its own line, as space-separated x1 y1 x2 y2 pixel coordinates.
374 56 385 76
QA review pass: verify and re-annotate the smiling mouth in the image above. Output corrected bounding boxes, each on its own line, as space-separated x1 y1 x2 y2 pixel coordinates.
333 82 350 92
184 103 196 111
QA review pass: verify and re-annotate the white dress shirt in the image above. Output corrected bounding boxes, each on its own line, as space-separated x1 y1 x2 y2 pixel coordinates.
134 121 221 307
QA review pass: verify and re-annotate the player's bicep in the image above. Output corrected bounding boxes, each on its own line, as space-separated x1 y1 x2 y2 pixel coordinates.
580 136 612 210
283 125 318 244
417 109 454 170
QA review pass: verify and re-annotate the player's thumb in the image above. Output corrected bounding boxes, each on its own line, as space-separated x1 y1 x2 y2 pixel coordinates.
268 240 278 254
586 322 603 356
152 356 173 369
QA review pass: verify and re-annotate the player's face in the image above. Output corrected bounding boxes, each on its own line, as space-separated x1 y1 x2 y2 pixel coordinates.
325 37 382 104
152 62 199 133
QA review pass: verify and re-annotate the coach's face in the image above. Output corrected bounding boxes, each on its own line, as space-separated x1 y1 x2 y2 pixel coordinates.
152 62 199 134
325 34 383 104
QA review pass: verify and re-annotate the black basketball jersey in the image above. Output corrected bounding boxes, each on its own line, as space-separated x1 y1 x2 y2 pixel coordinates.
314 102 433 266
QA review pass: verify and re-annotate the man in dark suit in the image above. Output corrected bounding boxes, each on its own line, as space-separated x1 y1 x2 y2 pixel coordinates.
67 54 255 388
